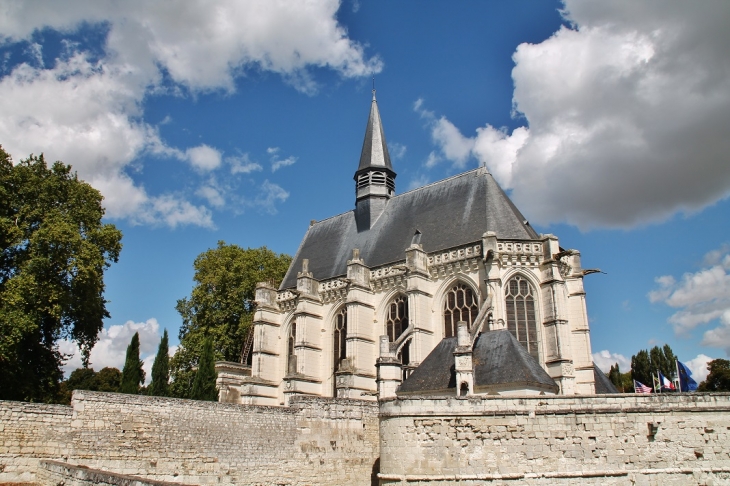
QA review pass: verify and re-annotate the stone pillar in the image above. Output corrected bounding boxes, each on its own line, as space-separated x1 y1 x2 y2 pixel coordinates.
453 322 474 397
376 336 402 400
540 234 576 395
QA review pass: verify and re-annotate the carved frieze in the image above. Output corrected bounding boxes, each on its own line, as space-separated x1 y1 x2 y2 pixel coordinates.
370 265 407 292
318 278 349 303
427 245 482 279
496 241 542 268
276 290 298 312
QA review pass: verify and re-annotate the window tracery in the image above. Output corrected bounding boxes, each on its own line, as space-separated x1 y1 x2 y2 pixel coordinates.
443 282 479 338
505 275 539 359
333 307 347 371
386 295 409 342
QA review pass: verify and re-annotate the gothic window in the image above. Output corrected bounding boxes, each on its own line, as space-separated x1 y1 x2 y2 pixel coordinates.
287 321 296 375
333 307 347 371
505 275 539 359
443 282 479 338
386 295 409 342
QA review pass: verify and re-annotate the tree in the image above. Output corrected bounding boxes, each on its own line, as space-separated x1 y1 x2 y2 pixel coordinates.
698 359 730 392
631 344 678 390
170 242 291 398
119 332 145 394
608 363 622 390
0 147 123 402
190 337 218 401
148 329 170 397
57 366 121 404
631 350 652 386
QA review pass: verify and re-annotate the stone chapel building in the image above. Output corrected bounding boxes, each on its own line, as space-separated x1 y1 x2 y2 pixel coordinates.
216 92 602 406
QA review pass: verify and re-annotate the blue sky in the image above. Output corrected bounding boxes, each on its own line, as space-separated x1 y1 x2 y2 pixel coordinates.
1 1 729 382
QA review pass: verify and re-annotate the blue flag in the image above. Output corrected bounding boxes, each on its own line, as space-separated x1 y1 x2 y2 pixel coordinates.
677 360 698 392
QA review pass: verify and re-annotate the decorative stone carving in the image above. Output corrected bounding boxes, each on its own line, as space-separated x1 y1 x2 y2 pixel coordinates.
427 244 482 278
318 278 349 303
496 241 543 268
369 265 407 292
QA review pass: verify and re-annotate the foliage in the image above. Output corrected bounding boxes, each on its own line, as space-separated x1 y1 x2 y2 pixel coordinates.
0 146 122 402
607 363 632 392
698 359 730 392
190 337 218 401
631 344 677 388
57 366 121 404
119 332 145 394
170 242 290 398
148 329 170 397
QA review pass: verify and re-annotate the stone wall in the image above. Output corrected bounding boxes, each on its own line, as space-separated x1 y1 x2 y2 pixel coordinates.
379 393 730 485
0 391 380 485
0 401 73 483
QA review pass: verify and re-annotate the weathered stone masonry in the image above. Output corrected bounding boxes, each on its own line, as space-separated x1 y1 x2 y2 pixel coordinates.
0 391 379 485
379 394 730 485
3 391 730 485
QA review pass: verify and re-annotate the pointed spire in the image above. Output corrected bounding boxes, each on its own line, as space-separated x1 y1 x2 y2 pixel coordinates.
357 89 393 173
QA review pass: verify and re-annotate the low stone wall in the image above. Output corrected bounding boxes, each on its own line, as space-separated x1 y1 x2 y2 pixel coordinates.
0 401 73 484
36 460 185 486
379 393 730 485
0 391 380 485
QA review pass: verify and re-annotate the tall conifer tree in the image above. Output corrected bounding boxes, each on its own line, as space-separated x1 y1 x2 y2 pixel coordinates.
148 329 170 396
119 332 145 394
191 337 217 401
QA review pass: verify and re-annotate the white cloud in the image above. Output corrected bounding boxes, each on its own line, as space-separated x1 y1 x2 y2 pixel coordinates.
185 144 222 172
684 354 714 383
0 0 379 227
420 1 730 229
196 185 225 208
228 154 263 175
592 349 630 373
649 245 730 355
252 180 289 214
271 155 297 172
60 318 165 384
407 174 430 192
388 142 407 160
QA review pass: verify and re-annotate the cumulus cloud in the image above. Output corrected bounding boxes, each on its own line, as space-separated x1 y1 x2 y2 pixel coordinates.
59 318 166 384
649 245 730 355
185 144 222 172
592 349 631 373
684 354 715 383
0 0 379 227
419 1 730 229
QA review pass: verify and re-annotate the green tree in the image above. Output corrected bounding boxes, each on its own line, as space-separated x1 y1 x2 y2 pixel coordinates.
190 337 217 401
631 350 652 387
57 366 121 404
148 329 170 397
0 147 122 402
698 359 730 392
608 363 622 391
119 332 145 394
170 242 290 398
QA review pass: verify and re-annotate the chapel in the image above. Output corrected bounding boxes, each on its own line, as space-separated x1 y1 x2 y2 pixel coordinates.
216 91 604 406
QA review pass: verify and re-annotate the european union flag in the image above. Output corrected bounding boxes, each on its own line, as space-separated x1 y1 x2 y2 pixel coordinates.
677 360 698 392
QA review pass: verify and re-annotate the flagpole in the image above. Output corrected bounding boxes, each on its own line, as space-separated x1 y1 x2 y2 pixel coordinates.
675 359 682 393
657 370 661 393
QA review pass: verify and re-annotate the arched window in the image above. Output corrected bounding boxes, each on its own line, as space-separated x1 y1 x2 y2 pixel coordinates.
443 282 479 338
333 307 347 371
287 321 297 375
505 275 538 359
386 295 409 342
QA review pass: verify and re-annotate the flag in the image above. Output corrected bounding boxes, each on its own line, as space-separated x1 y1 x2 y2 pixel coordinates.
658 371 675 391
634 380 652 394
677 360 698 392
652 374 661 392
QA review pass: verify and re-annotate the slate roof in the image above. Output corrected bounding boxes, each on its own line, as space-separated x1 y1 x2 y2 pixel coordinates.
356 92 393 174
593 364 620 394
397 330 559 395
280 168 539 289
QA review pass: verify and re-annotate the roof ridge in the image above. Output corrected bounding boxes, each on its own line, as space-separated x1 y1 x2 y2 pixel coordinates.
391 166 485 197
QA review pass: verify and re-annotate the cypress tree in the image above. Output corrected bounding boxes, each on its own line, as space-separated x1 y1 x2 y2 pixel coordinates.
119 332 145 394
148 329 170 397
191 337 218 401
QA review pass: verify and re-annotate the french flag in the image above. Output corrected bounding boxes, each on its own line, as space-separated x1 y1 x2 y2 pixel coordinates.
659 371 676 391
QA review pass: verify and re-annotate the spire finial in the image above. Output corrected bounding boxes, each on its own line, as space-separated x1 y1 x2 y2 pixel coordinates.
372 75 376 100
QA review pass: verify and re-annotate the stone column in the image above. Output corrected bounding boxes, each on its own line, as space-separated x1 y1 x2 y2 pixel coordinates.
453 321 474 397
376 336 402 400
